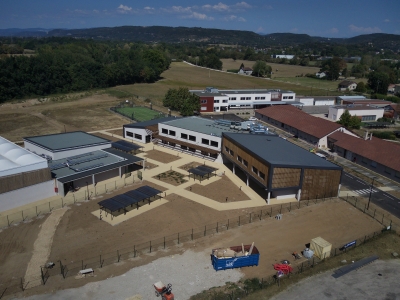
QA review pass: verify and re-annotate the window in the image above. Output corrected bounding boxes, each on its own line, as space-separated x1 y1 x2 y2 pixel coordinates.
259 171 265 180
230 97 236 100
243 159 248 167
252 166 258 174
134 134 142 139
202 138 209 145
214 100 220 103
237 155 243 163
261 97 265 100
201 99 207 104
181 133 188 139
370 161 377 168
162 128 168 134
288 96 293 99
396 171 400 179
283 96 288 99
361 115 376 121
126 131 133 137
229 149 234 156
362 157 368 164
246 97 251 100
384 167 392 175
225 146 230 153
255 97 260 100
222 100 228 103
169 130 176 136
189 135 196 141
240 97 245 100
210 140 218 147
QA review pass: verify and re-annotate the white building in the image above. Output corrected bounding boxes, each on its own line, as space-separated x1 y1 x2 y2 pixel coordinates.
328 105 384 122
0 136 54 212
191 87 296 112
296 97 335 106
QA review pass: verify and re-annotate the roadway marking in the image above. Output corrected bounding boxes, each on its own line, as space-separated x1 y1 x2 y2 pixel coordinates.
344 174 354 179
353 189 378 195
383 194 395 200
356 180 366 185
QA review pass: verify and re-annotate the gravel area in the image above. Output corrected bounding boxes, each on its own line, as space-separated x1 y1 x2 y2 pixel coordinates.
22 249 243 300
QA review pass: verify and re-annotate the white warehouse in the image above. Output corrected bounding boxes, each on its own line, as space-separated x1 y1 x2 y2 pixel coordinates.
328 105 384 122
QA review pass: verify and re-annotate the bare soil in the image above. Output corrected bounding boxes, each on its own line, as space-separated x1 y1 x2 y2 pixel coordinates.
144 149 181 164
178 161 203 171
153 170 188 186
106 129 124 137
187 175 249 202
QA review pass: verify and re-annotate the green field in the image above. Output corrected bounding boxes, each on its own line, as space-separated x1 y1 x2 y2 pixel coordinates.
115 106 165 122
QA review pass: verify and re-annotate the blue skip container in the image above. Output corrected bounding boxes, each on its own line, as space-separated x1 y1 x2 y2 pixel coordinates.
211 245 260 271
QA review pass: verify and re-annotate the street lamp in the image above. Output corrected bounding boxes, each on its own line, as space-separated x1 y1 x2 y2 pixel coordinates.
367 177 376 210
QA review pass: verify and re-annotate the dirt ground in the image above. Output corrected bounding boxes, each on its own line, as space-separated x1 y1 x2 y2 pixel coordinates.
1 198 385 299
106 129 124 137
153 170 188 186
187 176 249 202
144 149 181 164
178 161 203 171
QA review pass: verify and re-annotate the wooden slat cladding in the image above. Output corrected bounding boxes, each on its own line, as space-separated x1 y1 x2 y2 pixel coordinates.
222 137 269 186
272 168 301 189
0 168 52 194
301 169 341 200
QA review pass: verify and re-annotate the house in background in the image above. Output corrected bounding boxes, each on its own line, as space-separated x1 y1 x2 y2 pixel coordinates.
238 66 253 76
315 72 326 78
384 104 400 120
338 80 357 91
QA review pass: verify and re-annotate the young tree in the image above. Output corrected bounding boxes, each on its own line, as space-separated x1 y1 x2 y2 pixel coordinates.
337 109 352 127
367 71 390 94
355 82 366 93
252 61 272 77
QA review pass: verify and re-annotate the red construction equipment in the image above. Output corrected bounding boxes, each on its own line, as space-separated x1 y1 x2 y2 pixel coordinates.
273 263 293 275
154 281 174 300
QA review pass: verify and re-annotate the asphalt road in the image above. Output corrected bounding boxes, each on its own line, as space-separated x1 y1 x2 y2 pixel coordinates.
341 172 400 219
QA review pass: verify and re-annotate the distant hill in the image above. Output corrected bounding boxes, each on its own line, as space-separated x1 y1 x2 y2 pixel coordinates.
1 26 400 49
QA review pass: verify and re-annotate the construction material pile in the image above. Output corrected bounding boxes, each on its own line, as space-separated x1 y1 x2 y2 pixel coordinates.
212 242 255 258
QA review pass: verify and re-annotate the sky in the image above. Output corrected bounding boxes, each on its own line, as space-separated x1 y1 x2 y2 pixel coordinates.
1 0 399 38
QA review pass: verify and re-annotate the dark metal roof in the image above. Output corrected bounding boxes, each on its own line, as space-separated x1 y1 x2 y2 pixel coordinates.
223 133 341 170
24 131 111 152
123 117 179 129
56 148 143 183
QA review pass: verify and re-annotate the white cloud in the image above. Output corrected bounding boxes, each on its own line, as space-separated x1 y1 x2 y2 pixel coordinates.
171 6 192 13
224 15 237 21
144 7 154 10
263 5 273 9
256 26 264 33
117 4 132 13
202 1 251 12
93 9 99 13
384 19 390 23
234 2 252 9
238 17 246 22
203 2 229 11
349 24 382 34
183 12 214 20
329 27 339 34
291 28 299 33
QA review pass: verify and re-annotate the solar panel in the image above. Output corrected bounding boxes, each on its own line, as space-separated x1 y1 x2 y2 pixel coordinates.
67 153 108 165
70 163 104 172
112 143 134 152
113 194 140 206
112 140 142 151
50 163 66 170
188 168 208 177
116 140 142 149
98 198 126 212
197 165 217 173
136 186 161 197
124 190 150 202
68 152 93 160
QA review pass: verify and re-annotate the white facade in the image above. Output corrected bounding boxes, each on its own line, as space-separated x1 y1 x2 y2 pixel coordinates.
0 181 55 212
314 99 335 106
124 128 149 143
159 123 221 152
0 136 48 177
328 106 384 122
298 98 314 106
23 141 111 160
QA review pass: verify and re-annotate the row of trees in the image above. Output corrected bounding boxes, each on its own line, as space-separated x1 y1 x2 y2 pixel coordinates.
0 41 170 102
163 87 200 116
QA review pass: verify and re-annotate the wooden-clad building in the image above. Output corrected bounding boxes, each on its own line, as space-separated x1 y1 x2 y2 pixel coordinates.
222 133 342 202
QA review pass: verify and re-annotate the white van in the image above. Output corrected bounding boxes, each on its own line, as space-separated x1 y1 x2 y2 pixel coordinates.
315 153 327 160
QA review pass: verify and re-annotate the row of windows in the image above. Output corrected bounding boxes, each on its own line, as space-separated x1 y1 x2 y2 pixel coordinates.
162 128 219 147
201 99 207 104
202 138 219 147
240 97 252 100
214 100 228 103
126 132 142 139
226 147 266 181
361 115 376 121
282 96 294 100
255 97 266 100
161 128 176 137
180 133 196 141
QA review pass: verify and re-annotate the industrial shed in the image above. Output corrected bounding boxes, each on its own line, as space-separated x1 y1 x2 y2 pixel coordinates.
222 133 342 202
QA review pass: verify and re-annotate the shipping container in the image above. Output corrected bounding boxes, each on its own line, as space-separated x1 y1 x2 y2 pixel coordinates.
211 244 260 271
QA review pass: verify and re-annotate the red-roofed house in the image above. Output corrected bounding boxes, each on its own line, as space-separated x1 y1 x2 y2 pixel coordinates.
255 105 354 148
328 131 400 182
384 104 400 120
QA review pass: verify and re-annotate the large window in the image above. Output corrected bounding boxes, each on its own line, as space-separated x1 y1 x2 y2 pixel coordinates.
361 115 376 121
201 99 207 104
230 97 236 100
237 155 243 163
210 140 218 147
126 131 133 137
162 128 168 134
222 100 228 103
189 135 196 142
246 97 251 100
169 130 176 136
134 134 142 140
259 171 265 180
240 97 245 100
181 133 188 139
202 138 209 145
252 166 258 174
243 159 248 167
214 100 220 103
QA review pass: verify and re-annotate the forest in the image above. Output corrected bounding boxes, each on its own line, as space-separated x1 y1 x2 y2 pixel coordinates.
0 39 170 103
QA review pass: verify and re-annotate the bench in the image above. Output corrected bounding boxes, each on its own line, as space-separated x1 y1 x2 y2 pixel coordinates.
79 268 94 276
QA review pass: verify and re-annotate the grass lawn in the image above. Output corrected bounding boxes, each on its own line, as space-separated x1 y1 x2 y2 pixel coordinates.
115 106 165 122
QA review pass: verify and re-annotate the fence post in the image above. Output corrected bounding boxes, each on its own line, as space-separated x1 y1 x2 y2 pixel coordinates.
382 214 384 224
191 229 193 240
364 204 366 213
250 213 252 223
204 225 206 236
100 254 103 267
301 262 303 273
20 278 24 291
178 233 180 244
216 222 218 233
164 237 166 249
260 210 262 220
280 204 282 214
239 216 241 226
270 207 272 217
117 250 120 262
374 209 376 219
40 266 45 285
227 219 230 230
355 198 358 207
134 245 136 257
307 200 309 206
289 202 291 212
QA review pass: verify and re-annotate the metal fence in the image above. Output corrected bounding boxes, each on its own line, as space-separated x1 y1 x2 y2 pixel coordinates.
0 173 139 229
110 105 166 122
1 194 398 299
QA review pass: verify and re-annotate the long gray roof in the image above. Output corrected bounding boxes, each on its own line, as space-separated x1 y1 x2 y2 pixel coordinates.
223 133 341 169
124 117 179 129
24 131 110 152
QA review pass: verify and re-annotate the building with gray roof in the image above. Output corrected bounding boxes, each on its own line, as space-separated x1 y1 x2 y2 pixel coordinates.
222 133 342 202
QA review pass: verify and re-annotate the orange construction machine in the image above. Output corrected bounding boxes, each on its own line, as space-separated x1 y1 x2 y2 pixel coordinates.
154 281 174 300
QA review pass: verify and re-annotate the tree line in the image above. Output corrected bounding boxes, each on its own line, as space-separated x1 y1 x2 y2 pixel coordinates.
0 40 170 103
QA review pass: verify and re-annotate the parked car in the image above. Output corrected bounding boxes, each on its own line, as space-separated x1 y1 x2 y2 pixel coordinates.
249 117 258 121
